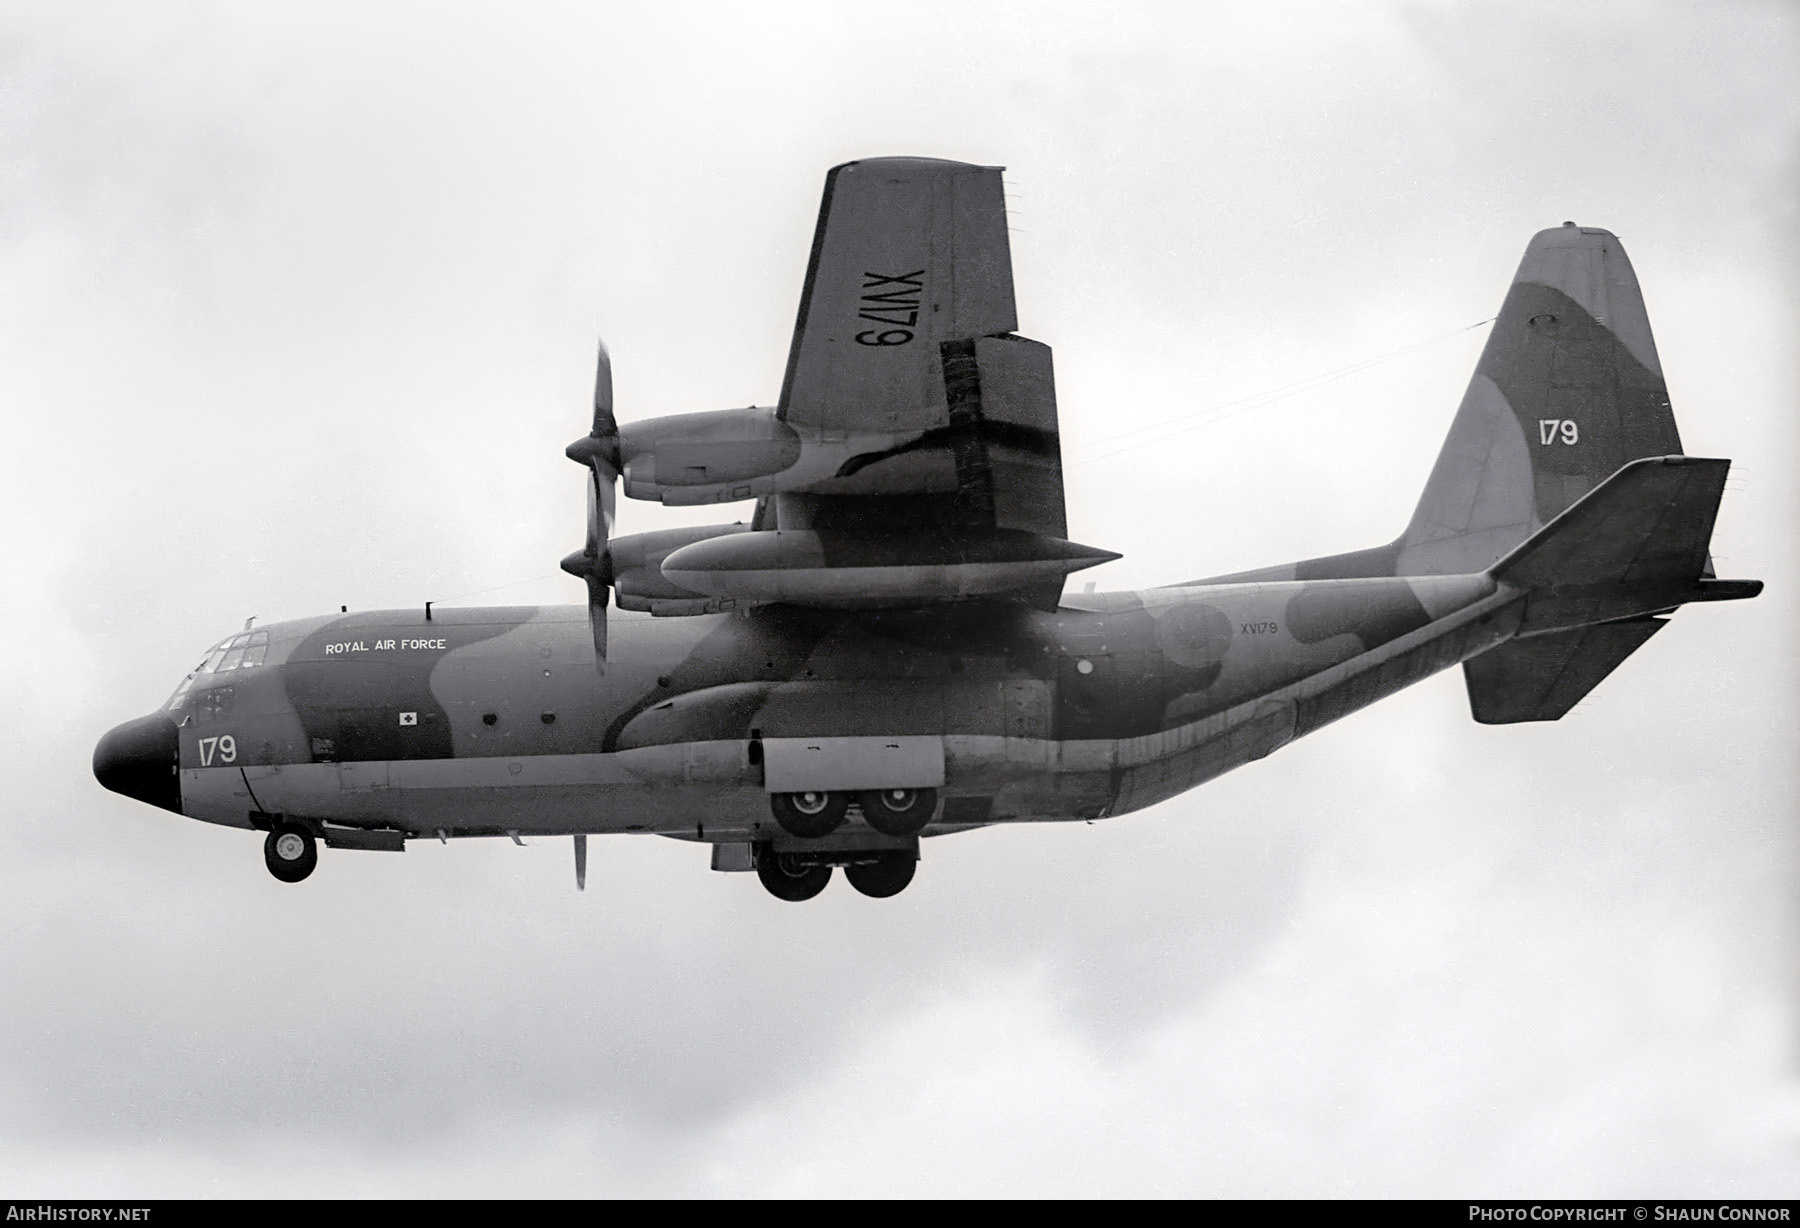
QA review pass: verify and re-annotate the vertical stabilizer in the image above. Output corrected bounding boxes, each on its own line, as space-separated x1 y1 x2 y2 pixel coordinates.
1397 223 1683 576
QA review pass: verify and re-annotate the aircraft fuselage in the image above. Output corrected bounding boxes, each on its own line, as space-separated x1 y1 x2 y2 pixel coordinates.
109 571 1509 857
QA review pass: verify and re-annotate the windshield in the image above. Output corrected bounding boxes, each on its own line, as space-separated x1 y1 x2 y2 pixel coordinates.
165 629 269 711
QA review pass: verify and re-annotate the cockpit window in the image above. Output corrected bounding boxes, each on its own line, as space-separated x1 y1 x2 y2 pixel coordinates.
167 630 270 710
207 631 268 675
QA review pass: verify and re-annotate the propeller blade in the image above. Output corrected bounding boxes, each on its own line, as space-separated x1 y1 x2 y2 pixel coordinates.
594 456 616 546
592 337 618 442
559 546 610 665
558 456 616 668
585 574 608 662
562 334 621 669
584 462 601 555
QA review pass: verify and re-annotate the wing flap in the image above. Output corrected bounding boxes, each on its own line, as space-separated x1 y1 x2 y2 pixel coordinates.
974 334 1065 538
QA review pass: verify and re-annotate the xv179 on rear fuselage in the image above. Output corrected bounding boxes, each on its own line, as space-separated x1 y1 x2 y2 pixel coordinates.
93 158 1760 900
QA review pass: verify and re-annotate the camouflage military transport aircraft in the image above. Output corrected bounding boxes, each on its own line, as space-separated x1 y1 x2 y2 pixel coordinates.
94 158 1760 900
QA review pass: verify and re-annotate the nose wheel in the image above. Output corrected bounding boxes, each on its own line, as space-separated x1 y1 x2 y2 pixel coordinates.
264 822 318 883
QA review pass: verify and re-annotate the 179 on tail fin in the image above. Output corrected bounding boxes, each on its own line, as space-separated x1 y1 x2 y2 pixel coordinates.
1400 221 1686 577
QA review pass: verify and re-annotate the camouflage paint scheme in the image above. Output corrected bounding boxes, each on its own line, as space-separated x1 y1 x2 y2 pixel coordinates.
94 160 1758 892
162 568 1497 841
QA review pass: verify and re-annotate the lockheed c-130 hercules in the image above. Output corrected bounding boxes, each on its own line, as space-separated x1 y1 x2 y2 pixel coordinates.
93 157 1760 900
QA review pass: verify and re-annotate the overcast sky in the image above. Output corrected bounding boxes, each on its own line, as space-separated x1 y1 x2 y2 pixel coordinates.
2 0 1795 1197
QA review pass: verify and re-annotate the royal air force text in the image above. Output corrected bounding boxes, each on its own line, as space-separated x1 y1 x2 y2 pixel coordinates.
323 638 447 655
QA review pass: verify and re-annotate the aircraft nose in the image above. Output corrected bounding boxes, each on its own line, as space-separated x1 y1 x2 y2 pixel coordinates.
93 713 182 814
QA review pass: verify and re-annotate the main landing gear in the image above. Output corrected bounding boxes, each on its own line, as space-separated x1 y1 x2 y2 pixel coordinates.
857 788 936 837
264 820 318 883
757 788 936 901
755 847 834 901
843 851 916 898
768 790 849 838
754 844 918 901
768 788 937 839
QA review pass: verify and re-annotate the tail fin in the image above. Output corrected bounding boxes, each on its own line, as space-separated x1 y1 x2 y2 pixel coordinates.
1398 222 1684 576
1188 223 1687 589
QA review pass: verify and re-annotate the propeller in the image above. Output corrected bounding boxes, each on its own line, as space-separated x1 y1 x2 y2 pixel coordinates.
561 338 622 667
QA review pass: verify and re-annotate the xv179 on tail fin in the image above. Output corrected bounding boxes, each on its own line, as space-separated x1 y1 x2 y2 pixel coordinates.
92 161 1761 899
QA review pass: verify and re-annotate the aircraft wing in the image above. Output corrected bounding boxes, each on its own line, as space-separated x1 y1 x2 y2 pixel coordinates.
599 158 1113 619
776 157 1069 542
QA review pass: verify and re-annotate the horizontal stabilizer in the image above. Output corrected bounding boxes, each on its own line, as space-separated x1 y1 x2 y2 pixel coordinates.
1463 617 1664 724
1490 455 1729 633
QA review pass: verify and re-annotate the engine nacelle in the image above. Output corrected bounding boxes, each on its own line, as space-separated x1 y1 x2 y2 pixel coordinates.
617 406 958 506
609 522 751 615
619 407 802 505
661 527 1119 608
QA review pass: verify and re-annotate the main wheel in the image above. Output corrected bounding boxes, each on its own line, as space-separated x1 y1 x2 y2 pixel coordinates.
770 790 849 838
264 822 317 883
856 787 937 837
755 844 832 902
844 851 917 898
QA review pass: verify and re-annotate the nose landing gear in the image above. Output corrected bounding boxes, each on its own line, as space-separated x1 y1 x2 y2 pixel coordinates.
264 821 318 883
